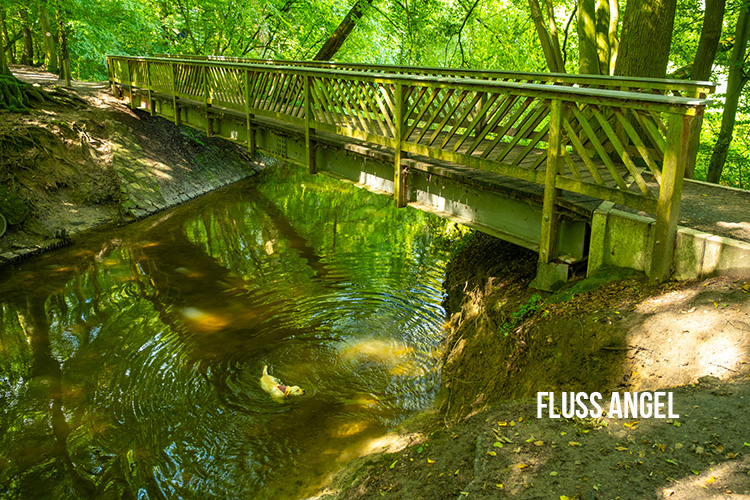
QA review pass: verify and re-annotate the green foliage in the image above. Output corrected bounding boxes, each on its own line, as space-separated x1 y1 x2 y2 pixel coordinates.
499 293 543 337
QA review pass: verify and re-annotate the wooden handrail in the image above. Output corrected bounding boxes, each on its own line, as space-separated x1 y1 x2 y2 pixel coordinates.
152 53 716 98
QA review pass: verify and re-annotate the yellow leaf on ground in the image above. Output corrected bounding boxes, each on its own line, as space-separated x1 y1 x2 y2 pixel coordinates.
706 476 716 484
569 441 582 447
533 440 545 446
497 421 508 426
624 421 639 428
615 446 628 451
427 459 436 464
518 463 530 469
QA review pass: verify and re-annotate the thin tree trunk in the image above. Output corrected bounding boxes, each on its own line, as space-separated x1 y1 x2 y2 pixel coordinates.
313 0 374 61
59 20 71 87
706 4 750 183
577 0 599 74
615 0 676 78
544 0 565 71
690 0 726 81
1 9 14 65
39 1 58 74
528 0 564 72
607 0 619 74
19 9 34 66
0 30 10 76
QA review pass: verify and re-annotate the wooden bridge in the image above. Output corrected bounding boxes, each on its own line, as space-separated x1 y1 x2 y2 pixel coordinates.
106 55 715 290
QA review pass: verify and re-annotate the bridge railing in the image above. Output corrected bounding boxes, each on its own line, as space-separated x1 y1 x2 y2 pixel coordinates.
106 55 713 282
152 54 715 99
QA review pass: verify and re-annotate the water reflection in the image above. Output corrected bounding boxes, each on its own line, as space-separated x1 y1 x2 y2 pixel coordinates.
0 163 454 499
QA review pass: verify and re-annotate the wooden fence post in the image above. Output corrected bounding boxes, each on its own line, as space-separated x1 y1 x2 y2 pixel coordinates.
146 60 153 116
171 62 180 126
126 59 134 109
531 98 567 291
539 99 563 264
305 75 316 174
394 83 407 208
203 65 211 136
246 69 256 153
649 113 693 282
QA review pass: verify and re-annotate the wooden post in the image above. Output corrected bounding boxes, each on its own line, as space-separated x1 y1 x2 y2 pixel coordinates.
539 99 563 264
394 83 407 207
203 65 211 136
305 75 316 173
171 62 180 126
146 60 153 116
649 113 693 283
126 59 134 109
246 69 256 153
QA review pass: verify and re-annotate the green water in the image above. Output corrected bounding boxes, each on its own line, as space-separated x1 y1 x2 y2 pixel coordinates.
0 163 458 499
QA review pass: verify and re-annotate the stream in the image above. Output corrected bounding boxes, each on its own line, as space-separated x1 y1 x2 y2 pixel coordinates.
0 163 456 499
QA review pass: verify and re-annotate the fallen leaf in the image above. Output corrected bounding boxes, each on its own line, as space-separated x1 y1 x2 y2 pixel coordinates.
615 446 629 451
427 458 436 464
486 451 497 456
498 421 508 427
569 441 582 447
706 476 716 484
496 484 503 489
550 471 558 476
390 460 398 469
533 440 545 446
493 441 503 448
673 421 682 427
666 459 678 465
624 421 639 428
727 452 738 459
518 463 530 469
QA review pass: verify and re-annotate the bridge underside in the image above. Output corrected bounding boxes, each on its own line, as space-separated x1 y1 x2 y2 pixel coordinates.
123 88 604 289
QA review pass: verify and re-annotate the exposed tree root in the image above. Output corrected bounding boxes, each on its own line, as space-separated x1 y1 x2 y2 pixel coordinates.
0 74 51 113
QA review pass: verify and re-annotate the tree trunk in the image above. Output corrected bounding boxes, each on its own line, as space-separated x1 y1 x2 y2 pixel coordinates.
313 0 374 61
690 0 726 81
706 4 750 183
1 8 14 65
19 9 34 66
528 0 565 72
0 30 10 76
577 0 599 74
39 1 58 74
614 0 676 78
59 20 71 87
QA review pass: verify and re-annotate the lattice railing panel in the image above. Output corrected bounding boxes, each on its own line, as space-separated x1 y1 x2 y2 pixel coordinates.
247 71 305 119
208 66 245 111
149 62 172 94
309 77 396 139
173 63 204 100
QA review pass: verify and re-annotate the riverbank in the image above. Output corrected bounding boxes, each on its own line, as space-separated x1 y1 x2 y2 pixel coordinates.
314 233 750 499
0 65 262 265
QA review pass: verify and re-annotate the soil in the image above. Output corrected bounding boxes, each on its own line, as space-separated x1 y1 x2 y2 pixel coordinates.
315 234 750 500
3 66 750 500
